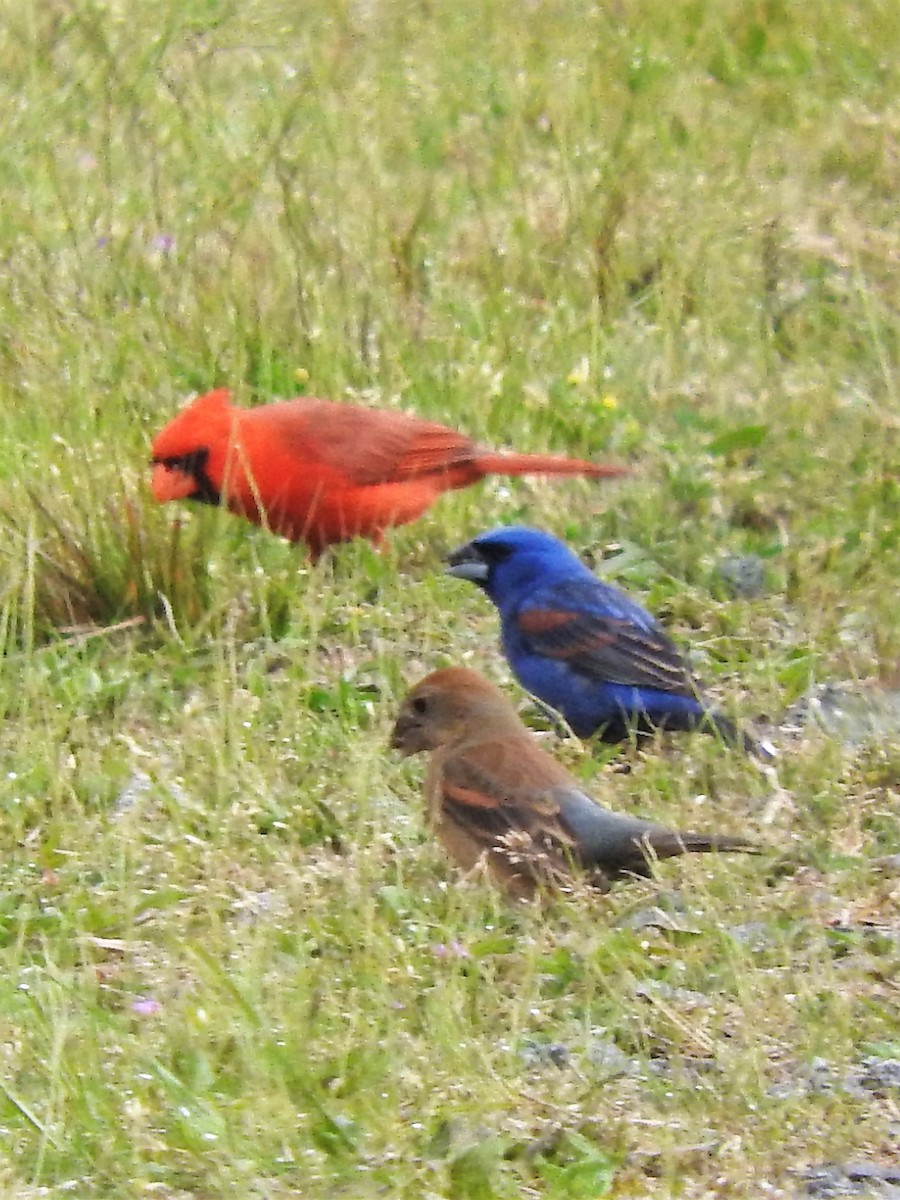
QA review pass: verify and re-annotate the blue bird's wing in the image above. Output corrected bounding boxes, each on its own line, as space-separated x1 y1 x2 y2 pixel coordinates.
515 579 694 696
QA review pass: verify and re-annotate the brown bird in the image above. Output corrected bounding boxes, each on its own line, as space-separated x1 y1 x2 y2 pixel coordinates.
150 389 627 560
390 667 758 899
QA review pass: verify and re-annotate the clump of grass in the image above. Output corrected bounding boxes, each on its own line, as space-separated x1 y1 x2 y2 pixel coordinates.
0 475 215 649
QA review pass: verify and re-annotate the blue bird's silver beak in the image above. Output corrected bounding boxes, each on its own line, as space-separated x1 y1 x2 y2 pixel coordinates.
444 544 489 584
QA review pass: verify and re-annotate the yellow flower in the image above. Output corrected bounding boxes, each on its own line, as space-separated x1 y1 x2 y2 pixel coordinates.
600 394 618 410
294 367 309 384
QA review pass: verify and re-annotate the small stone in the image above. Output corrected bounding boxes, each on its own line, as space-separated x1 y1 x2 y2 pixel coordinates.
115 769 152 814
804 1058 836 1092
519 1039 570 1069
585 1037 637 1079
802 1161 900 1197
845 1164 900 1186
782 683 900 746
847 1057 900 1095
727 921 776 950
633 980 711 1009
717 554 767 598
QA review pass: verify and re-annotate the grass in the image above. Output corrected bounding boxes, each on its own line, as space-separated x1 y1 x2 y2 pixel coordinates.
1 0 899 1194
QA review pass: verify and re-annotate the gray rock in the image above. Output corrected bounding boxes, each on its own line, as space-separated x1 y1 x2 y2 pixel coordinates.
585 1036 638 1079
845 1057 900 1096
519 1039 570 1069
727 921 777 950
717 554 767 598
768 1056 835 1100
802 1161 900 1197
782 682 900 746
633 980 711 1009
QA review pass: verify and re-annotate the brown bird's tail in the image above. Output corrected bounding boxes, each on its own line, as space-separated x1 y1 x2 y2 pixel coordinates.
643 830 759 863
473 451 629 480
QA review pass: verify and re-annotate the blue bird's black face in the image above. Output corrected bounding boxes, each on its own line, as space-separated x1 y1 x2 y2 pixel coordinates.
445 538 511 590
445 527 573 601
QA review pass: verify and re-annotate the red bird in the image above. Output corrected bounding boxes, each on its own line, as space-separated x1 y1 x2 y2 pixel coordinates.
391 667 758 899
150 389 627 559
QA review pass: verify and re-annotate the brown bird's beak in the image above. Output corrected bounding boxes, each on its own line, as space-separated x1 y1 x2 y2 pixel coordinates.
444 542 489 584
151 462 199 502
390 702 439 755
389 714 417 755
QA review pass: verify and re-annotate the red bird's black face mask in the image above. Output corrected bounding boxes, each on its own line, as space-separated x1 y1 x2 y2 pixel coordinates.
151 449 220 507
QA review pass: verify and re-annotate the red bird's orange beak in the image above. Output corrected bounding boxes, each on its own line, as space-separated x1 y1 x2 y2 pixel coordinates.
151 462 198 502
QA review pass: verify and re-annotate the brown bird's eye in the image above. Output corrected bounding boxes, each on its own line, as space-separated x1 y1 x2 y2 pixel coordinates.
411 696 428 715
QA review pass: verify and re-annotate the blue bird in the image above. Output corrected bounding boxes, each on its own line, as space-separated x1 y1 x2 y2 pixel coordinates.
445 526 773 759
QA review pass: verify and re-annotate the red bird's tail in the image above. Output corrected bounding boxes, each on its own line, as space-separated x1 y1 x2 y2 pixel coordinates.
472 451 629 480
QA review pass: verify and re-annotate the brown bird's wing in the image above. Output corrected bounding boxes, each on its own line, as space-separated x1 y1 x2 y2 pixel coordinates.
261 400 477 486
435 738 599 891
517 579 694 695
440 738 568 835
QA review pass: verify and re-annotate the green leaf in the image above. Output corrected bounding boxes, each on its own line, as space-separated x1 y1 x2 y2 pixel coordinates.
535 1135 619 1198
707 424 769 456
470 933 517 957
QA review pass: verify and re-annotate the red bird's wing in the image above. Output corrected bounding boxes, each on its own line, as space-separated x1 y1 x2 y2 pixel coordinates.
262 400 477 486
